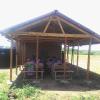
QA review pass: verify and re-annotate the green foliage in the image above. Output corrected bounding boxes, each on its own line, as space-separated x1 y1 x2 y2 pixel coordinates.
0 72 9 100
10 84 41 100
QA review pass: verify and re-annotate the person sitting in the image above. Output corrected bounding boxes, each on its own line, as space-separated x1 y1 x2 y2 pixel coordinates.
24 58 35 76
53 59 62 67
47 58 53 67
35 58 44 71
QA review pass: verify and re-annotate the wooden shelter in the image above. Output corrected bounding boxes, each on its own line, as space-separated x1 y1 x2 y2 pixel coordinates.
2 10 100 81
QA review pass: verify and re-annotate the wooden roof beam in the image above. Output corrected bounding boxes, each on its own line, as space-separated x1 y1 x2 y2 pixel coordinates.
12 32 91 38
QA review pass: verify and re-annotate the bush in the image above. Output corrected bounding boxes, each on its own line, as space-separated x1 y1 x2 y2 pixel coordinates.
10 84 41 100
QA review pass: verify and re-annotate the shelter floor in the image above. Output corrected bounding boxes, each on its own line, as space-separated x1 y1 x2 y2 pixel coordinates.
11 63 100 92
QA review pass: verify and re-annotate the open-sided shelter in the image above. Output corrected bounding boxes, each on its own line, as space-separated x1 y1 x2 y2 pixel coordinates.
2 10 100 81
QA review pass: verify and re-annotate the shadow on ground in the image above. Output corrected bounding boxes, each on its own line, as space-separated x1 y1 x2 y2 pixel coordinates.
10 64 100 92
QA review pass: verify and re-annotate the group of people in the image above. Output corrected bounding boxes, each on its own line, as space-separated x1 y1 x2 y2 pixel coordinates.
24 56 62 75
46 57 62 69
24 57 44 70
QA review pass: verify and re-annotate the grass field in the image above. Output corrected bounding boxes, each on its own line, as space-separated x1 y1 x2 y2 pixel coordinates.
69 55 100 74
0 55 100 100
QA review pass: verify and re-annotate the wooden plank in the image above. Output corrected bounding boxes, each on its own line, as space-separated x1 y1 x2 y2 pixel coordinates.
13 32 91 38
86 38 92 80
10 39 13 81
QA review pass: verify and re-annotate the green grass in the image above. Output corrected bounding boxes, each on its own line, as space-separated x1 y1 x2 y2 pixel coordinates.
0 72 7 83
0 72 9 100
69 55 100 74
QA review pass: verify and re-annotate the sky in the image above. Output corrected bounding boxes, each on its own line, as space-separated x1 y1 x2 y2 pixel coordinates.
0 0 100 50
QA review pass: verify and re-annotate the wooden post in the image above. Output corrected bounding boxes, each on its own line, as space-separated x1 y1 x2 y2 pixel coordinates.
71 46 74 64
72 46 74 65
15 41 18 75
86 38 92 80
19 41 22 65
61 44 62 62
36 36 39 80
21 42 24 65
10 39 13 81
23 42 26 63
71 46 72 64
67 45 69 63
18 40 21 65
76 42 79 72
64 38 67 79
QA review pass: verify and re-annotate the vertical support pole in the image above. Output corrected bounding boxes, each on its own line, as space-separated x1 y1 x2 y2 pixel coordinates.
71 46 73 64
18 40 21 65
19 40 23 65
16 40 18 75
86 38 92 80
10 39 13 81
21 42 24 65
36 36 39 80
61 44 62 62
76 42 79 71
23 42 26 63
72 46 74 64
71 46 74 64
67 44 69 63
64 38 67 79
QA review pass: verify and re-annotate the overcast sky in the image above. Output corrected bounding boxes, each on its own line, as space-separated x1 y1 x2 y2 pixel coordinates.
0 0 100 50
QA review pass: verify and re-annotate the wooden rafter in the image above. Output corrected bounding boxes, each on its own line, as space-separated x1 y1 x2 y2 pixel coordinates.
58 16 100 42
14 17 49 32
43 17 52 33
57 17 65 34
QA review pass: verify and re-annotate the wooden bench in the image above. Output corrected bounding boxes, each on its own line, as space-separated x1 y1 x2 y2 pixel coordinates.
21 65 44 80
52 64 74 80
